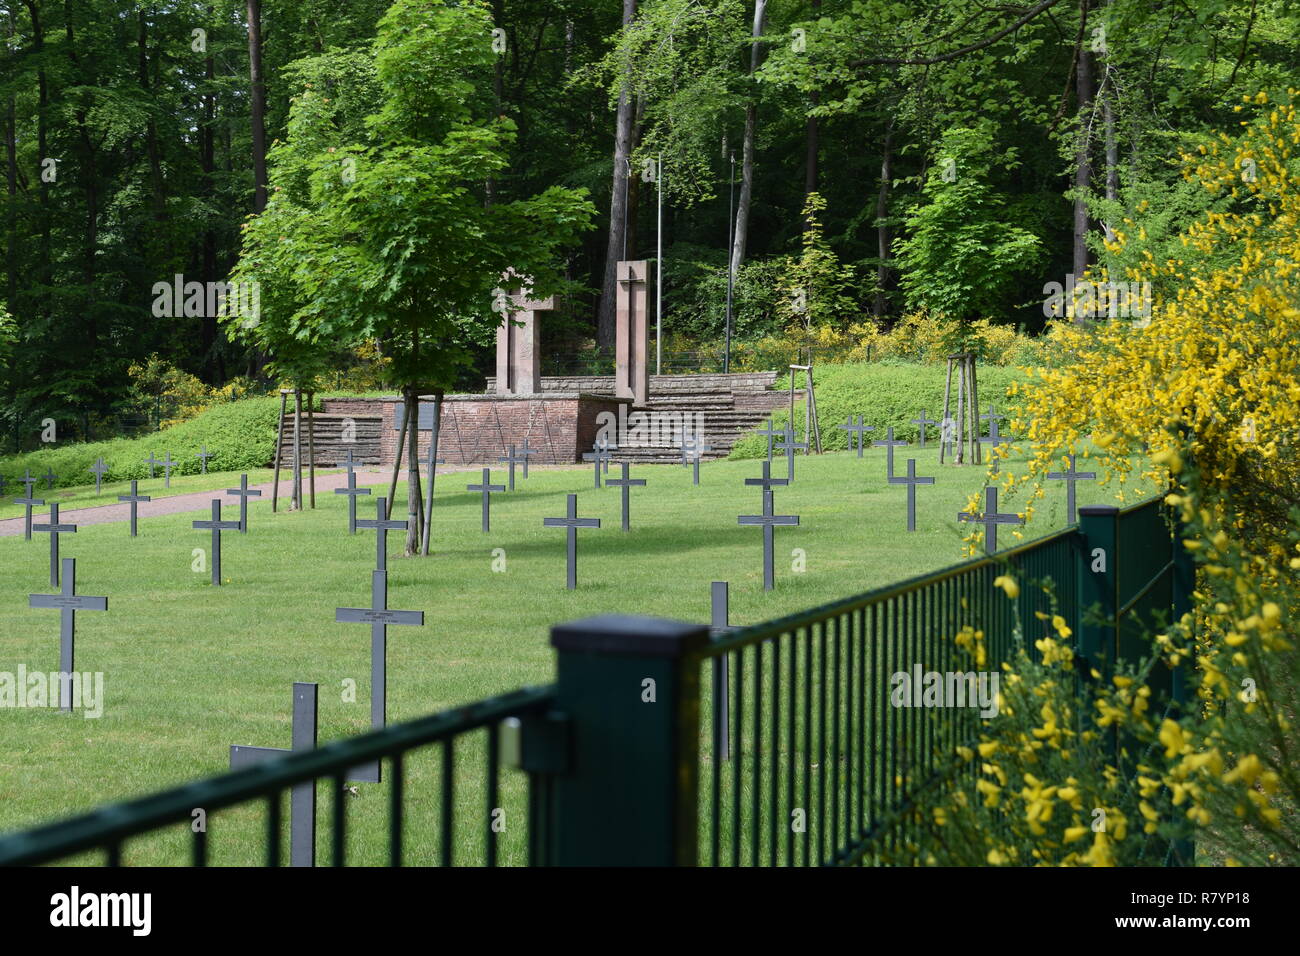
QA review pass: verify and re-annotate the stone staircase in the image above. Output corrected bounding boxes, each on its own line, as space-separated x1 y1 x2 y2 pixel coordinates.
483 371 798 463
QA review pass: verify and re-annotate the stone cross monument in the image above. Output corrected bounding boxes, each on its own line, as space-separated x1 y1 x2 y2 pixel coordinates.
615 259 653 407
494 275 555 396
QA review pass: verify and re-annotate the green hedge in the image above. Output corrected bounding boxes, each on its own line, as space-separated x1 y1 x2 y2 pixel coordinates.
0 397 284 491
728 360 1033 459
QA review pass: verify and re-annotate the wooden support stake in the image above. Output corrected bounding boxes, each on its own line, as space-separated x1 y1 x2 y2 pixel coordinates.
307 391 317 509
272 389 288 512
386 395 410 521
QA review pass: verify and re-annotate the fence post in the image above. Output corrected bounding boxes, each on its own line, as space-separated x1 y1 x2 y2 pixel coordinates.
549 614 709 865
1077 506 1120 762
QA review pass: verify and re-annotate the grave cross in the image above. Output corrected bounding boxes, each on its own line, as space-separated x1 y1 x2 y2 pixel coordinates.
335 570 424 783
737 488 800 591
940 417 958 457
16 472 45 541
33 504 76 587
29 558 107 713
518 438 539 478
41 468 56 491
682 435 712 486
467 468 506 533
837 415 874 457
887 459 935 532
774 426 807 483
542 494 600 589
159 452 177 488
498 444 525 491
143 453 163 479
872 426 910 479
957 486 1025 555
978 418 1013 474
0 474 5 498
195 446 214 475
744 459 789 492
226 474 263 534
334 449 360 477
980 405 1007 431
192 499 242 586
603 462 646 531
89 458 108 495
582 437 614 488
229 682 318 867
756 419 782 462
356 497 406 572
911 410 939 449
118 480 151 537
334 469 372 535
1047 453 1098 524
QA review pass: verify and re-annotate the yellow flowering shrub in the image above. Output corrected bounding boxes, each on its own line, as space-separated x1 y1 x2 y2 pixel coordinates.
918 92 1300 866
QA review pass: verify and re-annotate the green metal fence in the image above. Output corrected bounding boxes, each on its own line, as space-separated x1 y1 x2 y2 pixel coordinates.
0 498 1188 867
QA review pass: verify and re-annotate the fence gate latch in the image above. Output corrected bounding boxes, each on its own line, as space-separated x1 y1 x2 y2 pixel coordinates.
500 711 570 774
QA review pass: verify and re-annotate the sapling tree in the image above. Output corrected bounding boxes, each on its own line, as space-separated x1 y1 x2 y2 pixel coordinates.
230 0 595 554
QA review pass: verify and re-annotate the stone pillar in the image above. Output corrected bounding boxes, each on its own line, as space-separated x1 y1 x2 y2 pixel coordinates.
615 260 652 407
495 291 555 395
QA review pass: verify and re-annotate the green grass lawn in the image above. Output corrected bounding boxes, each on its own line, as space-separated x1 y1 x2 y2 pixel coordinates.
0 446 1159 863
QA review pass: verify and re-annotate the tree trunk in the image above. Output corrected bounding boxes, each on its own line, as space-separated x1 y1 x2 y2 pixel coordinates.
201 13 222 381
1071 0 1094 300
5 9 15 307
405 386 423 555
730 0 768 278
873 118 895 319
597 0 638 353
247 0 268 214
803 0 820 213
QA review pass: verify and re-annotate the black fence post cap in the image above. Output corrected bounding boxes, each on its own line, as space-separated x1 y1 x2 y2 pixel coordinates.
551 615 709 658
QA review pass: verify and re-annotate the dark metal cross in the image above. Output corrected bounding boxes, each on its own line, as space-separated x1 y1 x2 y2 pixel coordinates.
41 468 56 490
738 488 800 591
229 682 318 867
978 418 1011 474
957 486 1025 555
744 460 789 493
542 494 600 589
980 405 1006 432
356 497 406 572
29 558 107 713
1047 452 1098 524
887 459 935 532
334 449 360 477
519 438 539 478
582 437 614 488
16 471 44 541
192 499 242 586
498 444 525 491
33 504 76 586
0 474 5 498
335 569 424 782
334 469 372 535
774 426 807 483
756 419 782 462
872 426 910 479
118 480 151 537
837 415 874 457
603 462 646 531
226 474 263 534
159 451 177 488
911 410 939 448
143 453 163 479
467 468 506 533
195 446 214 474
88 458 108 495
682 435 712 485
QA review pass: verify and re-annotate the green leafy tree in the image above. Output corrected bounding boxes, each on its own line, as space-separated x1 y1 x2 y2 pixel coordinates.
776 192 855 332
893 124 1043 328
229 0 595 554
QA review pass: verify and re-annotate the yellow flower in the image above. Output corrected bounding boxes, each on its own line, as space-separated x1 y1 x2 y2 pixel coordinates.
993 575 1019 599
